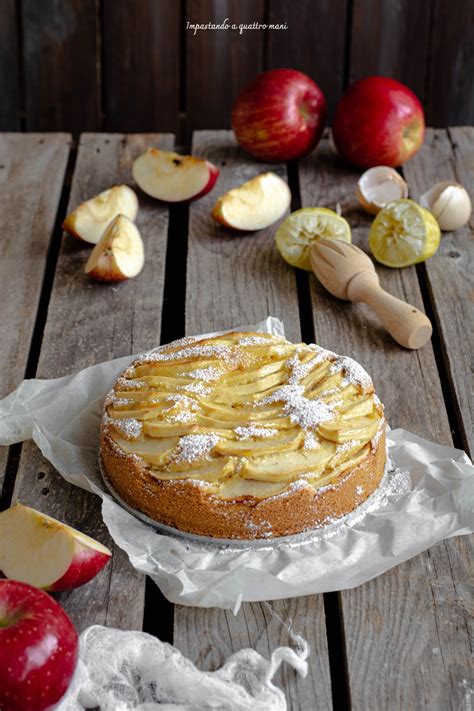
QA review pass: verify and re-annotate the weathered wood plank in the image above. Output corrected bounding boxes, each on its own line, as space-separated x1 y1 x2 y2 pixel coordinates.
267 0 348 117
0 0 20 130
342 536 473 710
103 0 180 133
174 130 333 710
186 1 265 133
404 128 473 457
349 0 431 102
299 132 472 708
22 0 100 133
426 1 474 126
175 596 331 711
0 133 70 495
12 132 174 632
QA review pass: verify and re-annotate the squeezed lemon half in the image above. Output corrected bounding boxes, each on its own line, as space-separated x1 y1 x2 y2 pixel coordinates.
369 199 440 268
275 207 352 271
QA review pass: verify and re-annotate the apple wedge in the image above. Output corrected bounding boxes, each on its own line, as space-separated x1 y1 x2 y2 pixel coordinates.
62 184 138 244
132 148 219 202
0 503 112 592
85 214 144 281
211 172 291 230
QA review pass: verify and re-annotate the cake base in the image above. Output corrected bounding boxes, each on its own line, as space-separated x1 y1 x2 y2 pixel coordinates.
100 427 386 540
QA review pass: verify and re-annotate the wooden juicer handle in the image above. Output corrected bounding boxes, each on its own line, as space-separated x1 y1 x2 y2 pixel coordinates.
346 271 432 349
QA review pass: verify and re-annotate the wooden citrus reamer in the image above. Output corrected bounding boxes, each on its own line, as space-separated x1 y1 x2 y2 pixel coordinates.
310 238 432 349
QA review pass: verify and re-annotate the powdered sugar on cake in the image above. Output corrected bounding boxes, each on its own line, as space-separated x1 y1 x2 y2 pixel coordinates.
286 352 321 384
116 377 148 391
238 335 272 346
178 382 212 396
304 432 319 449
184 366 223 381
111 417 143 440
174 434 220 463
166 394 199 410
259 383 335 429
234 425 278 439
329 356 372 390
146 344 234 363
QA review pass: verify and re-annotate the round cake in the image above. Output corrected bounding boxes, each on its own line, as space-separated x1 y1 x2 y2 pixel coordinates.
100 332 386 539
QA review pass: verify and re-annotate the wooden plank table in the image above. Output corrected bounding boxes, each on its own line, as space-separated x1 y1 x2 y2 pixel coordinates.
1 128 472 710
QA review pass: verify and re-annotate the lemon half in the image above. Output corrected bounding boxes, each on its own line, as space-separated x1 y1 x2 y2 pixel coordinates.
369 199 440 268
275 207 352 271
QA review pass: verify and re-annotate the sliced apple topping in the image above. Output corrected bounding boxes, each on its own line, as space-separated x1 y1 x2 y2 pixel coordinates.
241 443 336 482
132 148 219 202
105 332 385 498
151 457 235 482
0 503 111 591
215 429 304 457
218 478 289 500
63 184 138 244
113 435 178 466
318 416 380 443
85 214 144 282
211 172 291 231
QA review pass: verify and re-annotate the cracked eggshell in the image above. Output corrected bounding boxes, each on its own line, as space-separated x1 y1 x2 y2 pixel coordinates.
356 166 408 215
420 181 472 231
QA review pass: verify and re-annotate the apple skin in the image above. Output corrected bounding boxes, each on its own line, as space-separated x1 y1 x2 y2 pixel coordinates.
132 149 220 202
46 540 112 592
232 68 327 162
0 503 112 592
192 162 220 200
0 580 78 711
332 76 425 168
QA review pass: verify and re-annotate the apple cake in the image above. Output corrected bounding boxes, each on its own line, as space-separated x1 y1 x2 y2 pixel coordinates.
100 332 386 539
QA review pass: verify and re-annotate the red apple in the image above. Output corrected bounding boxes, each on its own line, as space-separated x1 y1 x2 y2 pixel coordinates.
0 579 78 711
0 503 112 592
232 68 327 162
332 76 425 168
132 148 219 202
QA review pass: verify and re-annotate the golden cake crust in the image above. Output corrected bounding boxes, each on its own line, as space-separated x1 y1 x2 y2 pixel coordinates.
101 427 386 538
100 332 387 539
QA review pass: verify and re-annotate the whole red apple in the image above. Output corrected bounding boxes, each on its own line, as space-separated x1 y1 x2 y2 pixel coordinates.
332 76 425 168
0 580 78 711
232 69 327 162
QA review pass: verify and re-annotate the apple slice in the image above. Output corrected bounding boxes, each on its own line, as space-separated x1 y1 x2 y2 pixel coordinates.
211 172 291 230
0 503 112 592
132 148 219 202
62 184 138 244
85 214 144 281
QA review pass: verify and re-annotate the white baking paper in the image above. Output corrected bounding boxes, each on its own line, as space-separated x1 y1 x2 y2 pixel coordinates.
1 317 473 612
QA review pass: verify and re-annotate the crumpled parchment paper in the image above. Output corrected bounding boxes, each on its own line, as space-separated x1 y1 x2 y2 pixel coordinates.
1 317 472 612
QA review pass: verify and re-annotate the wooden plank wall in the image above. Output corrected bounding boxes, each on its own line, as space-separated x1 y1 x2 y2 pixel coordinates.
1 0 472 134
